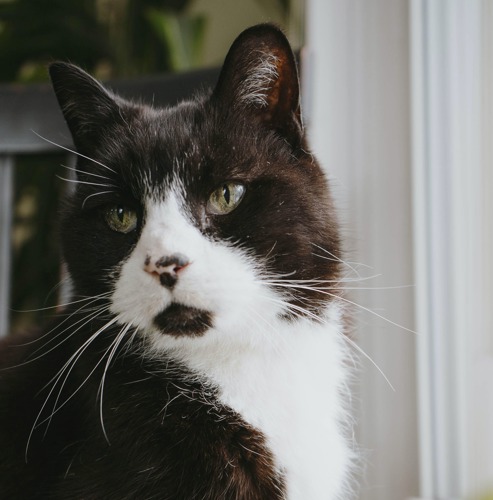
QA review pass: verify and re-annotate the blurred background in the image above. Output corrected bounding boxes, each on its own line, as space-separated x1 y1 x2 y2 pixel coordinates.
0 1 492 500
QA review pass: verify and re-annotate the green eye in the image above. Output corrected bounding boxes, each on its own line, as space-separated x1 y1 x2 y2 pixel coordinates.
104 205 138 233
207 182 246 215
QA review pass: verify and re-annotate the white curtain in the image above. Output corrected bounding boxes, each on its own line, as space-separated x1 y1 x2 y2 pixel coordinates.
305 1 493 499
411 0 493 498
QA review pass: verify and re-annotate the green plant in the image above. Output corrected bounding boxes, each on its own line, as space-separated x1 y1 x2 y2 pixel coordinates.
146 8 206 71
0 0 109 82
0 0 203 82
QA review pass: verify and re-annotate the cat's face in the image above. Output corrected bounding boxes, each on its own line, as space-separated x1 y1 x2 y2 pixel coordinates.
50 25 341 348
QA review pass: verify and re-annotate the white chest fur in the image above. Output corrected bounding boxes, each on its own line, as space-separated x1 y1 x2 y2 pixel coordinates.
156 307 353 500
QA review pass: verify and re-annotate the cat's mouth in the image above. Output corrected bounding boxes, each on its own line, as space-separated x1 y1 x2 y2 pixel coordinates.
153 303 213 337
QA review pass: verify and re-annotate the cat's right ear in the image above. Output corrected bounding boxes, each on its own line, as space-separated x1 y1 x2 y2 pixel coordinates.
49 62 121 152
212 24 303 148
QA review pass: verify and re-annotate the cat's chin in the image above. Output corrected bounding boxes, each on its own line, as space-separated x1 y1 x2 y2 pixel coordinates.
153 303 213 337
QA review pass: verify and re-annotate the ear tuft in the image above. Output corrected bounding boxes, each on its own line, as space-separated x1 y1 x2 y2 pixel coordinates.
213 24 302 146
236 50 280 109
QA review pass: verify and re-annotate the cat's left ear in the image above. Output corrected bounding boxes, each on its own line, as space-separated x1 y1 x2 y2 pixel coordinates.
49 62 122 153
212 24 303 147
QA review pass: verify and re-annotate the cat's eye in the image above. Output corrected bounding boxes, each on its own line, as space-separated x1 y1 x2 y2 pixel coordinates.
207 182 246 215
104 205 138 233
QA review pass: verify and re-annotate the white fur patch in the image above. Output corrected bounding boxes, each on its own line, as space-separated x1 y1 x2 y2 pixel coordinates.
161 306 354 500
110 187 354 499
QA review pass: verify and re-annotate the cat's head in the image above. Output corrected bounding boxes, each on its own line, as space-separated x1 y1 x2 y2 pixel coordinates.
50 24 341 350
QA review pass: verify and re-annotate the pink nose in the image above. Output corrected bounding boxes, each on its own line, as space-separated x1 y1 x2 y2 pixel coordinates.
144 253 190 289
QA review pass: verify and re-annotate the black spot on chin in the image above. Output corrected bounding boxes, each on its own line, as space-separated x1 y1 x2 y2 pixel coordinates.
154 303 213 337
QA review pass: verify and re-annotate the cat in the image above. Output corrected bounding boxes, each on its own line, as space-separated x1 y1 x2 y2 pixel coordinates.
0 24 354 499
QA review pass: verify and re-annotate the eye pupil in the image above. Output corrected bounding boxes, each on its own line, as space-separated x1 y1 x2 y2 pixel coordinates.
117 206 125 222
223 185 230 204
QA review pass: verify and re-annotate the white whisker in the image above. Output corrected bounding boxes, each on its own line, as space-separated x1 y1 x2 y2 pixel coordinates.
311 242 373 278
26 315 120 461
263 278 416 335
342 334 395 391
98 322 132 444
261 274 382 285
28 305 111 363
56 176 117 189
43 314 120 412
11 291 112 316
324 288 417 334
262 280 412 292
60 164 113 182
31 131 116 174
8 301 110 365
82 191 116 209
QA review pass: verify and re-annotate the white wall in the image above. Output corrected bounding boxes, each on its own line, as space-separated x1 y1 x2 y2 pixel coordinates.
304 2 418 499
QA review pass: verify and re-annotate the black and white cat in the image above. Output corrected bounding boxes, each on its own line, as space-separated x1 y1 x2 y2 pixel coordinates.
0 24 354 499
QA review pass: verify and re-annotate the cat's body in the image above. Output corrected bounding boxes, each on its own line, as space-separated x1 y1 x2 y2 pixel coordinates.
0 25 353 499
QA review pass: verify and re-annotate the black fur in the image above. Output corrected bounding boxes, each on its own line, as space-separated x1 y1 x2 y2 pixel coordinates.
0 24 341 498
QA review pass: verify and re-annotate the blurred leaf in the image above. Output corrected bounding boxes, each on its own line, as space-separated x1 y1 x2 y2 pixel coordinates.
146 8 206 72
0 0 202 81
